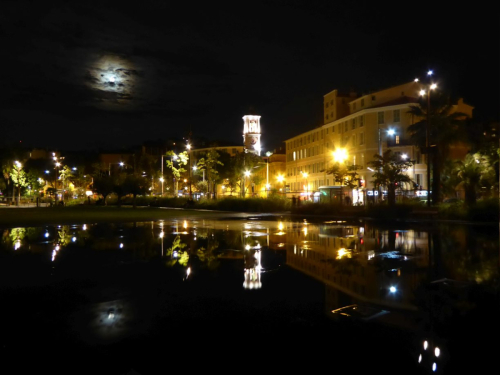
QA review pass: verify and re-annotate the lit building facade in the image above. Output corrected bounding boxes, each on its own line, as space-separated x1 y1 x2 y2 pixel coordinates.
285 81 474 202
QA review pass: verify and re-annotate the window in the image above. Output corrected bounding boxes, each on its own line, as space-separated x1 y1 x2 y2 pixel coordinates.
332 125 335 132
326 114 329 120
352 134 357 147
359 115 364 127
378 112 384 124
395 135 400 144
352 118 356 129
359 133 364 145
372 95 376 101
326 128 329 134
330 112 333 118
326 102 329 108
361 98 365 106
330 100 333 105
293 151 296 161
394 109 400 123
353 102 356 111
344 122 348 132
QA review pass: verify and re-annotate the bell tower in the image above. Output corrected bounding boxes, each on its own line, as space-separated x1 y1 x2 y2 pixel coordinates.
242 114 261 156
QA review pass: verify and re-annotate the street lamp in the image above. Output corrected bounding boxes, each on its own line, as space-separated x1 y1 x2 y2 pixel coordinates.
13 160 22 206
187 143 192 199
419 75 437 207
244 170 251 197
265 151 273 197
277 174 285 196
301 171 309 200
108 162 124 176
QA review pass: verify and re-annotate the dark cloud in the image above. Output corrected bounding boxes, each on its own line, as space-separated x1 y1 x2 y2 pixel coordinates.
0 0 497 151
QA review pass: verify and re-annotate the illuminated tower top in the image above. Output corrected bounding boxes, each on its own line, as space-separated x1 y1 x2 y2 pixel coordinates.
242 115 261 156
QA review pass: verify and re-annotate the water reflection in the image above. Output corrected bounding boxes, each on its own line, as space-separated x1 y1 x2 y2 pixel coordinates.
0 218 498 371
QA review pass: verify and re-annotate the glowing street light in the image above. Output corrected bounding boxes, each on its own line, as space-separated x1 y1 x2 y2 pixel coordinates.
333 148 348 163
301 171 309 200
419 74 438 207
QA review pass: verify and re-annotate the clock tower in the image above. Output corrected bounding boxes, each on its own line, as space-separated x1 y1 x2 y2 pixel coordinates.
242 114 261 156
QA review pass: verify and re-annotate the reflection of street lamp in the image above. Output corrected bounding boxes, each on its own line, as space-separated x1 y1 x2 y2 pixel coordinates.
419 72 437 207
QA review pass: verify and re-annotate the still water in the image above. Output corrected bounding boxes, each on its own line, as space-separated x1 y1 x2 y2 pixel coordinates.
1 217 499 374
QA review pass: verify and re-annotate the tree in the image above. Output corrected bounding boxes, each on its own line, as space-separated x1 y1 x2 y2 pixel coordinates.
454 152 496 206
368 150 415 206
165 151 188 196
407 92 470 204
10 162 27 205
196 149 224 199
123 174 147 208
112 172 128 207
226 152 263 197
92 175 114 205
325 162 362 205
59 165 74 201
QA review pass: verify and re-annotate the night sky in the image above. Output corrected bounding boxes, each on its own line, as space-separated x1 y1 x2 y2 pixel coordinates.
1 1 498 152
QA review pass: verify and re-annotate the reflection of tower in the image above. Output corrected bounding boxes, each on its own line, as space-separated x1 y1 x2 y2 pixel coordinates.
243 245 262 289
242 115 261 156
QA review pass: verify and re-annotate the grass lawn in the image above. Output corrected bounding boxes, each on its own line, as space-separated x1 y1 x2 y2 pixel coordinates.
0 205 258 228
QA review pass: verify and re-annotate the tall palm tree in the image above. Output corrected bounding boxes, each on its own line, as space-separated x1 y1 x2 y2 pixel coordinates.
455 153 496 206
407 92 469 204
368 150 415 206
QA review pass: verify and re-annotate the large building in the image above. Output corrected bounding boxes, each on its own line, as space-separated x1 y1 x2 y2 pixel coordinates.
284 81 473 203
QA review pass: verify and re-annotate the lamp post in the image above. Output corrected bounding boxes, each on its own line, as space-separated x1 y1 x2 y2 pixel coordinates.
244 170 250 198
301 171 308 201
108 162 124 176
277 175 285 197
13 160 22 206
419 73 437 207
265 151 272 197
187 143 192 199
333 148 348 204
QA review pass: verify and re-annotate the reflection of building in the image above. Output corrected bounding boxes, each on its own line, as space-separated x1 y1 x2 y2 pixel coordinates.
284 220 430 312
284 81 474 200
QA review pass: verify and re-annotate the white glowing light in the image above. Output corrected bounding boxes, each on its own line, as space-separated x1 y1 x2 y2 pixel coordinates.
72 237 76 242
418 354 422 363
424 340 428 350
83 224 87 230
119 243 124 249
419 89 426 96
432 363 437 372
159 231 164 238
435 347 440 357
14 241 21 250
45 232 49 238
414 78 419 82
430 83 437 90
427 70 433 76
401 153 408 160
109 76 115 83
390 286 397 293
387 129 395 136
245 245 251 250
186 267 191 277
